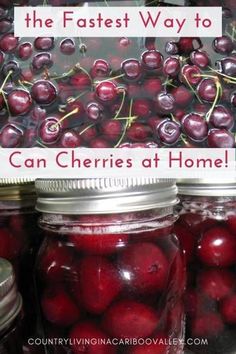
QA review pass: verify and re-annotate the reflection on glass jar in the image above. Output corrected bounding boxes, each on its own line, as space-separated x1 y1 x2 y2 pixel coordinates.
35 178 185 354
175 180 236 354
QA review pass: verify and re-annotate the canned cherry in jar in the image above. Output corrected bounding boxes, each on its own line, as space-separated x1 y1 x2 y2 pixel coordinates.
176 180 236 354
0 179 42 338
35 178 185 354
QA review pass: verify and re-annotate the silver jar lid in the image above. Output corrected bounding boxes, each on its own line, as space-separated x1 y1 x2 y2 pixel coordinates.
35 178 178 214
0 258 22 332
177 179 236 197
0 179 36 201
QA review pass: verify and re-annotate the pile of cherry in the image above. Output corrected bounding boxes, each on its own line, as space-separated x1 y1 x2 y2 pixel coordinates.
0 1 236 148
174 211 236 352
37 223 185 354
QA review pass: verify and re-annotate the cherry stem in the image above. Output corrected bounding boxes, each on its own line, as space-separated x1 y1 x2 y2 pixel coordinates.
67 90 89 104
183 74 203 104
79 123 95 136
52 63 92 82
114 99 133 148
205 79 222 121
37 140 47 148
114 90 126 120
52 107 79 129
0 70 13 115
208 66 236 83
94 74 125 85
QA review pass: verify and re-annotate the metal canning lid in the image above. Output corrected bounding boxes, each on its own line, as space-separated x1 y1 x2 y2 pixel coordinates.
0 258 22 332
35 178 178 214
0 179 36 201
177 179 236 197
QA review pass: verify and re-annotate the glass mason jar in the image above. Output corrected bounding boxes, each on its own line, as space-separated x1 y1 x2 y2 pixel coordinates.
0 257 24 354
35 178 185 354
0 180 42 339
175 180 236 354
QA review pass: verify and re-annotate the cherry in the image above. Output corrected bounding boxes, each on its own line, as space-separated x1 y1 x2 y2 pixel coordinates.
221 294 236 324
127 122 151 142
174 223 196 263
190 50 210 68
102 300 158 339
198 78 218 102
34 37 54 51
198 226 236 267
31 80 57 105
158 120 181 145
41 287 80 326
116 37 132 53
0 33 18 53
2 60 20 79
133 99 152 117
39 117 61 144
59 130 82 148
199 269 235 301
100 120 122 142
70 72 91 91
155 93 176 114
90 59 110 78
0 19 12 34
69 321 115 354
119 242 168 294
30 106 46 123
178 37 202 54
141 50 163 70
231 92 236 107
165 41 179 55
0 228 19 260
38 240 74 283
207 129 235 148
32 52 53 72
226 215 236 233
191 313 224 338
17 42 33 61
143 78 162 96
213 35 234 54
70 232 128 255
95 81 118 102
0 49 4 65
182 113 208 141
0 124 23 147
60 38 75 55
163 56 180 77
122 59 142 81
78 256 122 314
217 56 236 77
86 102 104 121
172 85 193 107
181 65 201 86
209 105 234 129
8 89 32 116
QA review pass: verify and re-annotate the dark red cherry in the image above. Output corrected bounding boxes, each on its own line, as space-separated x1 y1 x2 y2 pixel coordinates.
172 85 193 107
207 129 235 148
79 125 97 142
8 89 32 116
86 102 104 121
182 113 208 141
127 123 151 142
103 300 158 339
190 50 210 68
191 313 224 338
90 59 110 79
30 106 46 123
32 52 53 72
0 33 18 53
141 50 163 70
163 57 180 77
178 37 202 54
0 49 4 65
197 78 218 102
221 294 236 324
231 92 236 107
34 37 54 51
95 81 118 102
181 65 201 86
122 59 142 81
213 35 234 54
100 120 122 142
143 78 162 96
17 42 33 60
59 130 82 148
198 226 236 267
116 37 132 53
70 72 91 91
39 117 61 144
0 19 12 34
133 99 151 117
2 60 20 79
158 120 181 145
31 80 57 105
217 56 236 77
155 92 176 114
89 138 111 148
60 38 75 55
0 124 23 147
209 105 234 129
199 269 235 301
165 41 179 55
